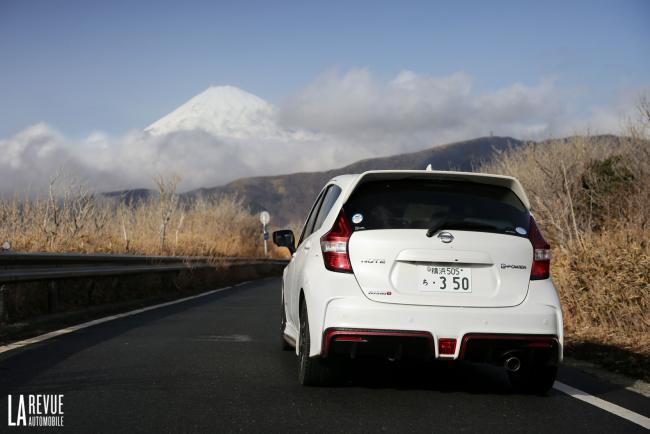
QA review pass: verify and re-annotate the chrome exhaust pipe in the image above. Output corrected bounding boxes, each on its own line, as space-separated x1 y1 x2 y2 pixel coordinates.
504 356 521 372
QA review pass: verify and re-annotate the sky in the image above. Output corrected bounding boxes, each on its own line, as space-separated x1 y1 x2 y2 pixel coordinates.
0 0 649 191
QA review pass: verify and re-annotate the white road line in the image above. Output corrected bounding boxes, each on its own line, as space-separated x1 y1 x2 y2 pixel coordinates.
234 280 251 287
0 285 234 355
554 381 650 429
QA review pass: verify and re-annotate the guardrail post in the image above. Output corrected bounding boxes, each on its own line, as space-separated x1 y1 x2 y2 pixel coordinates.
0 284 6 322
48 281 58 313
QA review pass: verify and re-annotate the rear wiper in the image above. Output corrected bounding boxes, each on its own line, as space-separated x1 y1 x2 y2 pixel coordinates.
425 219 449 237
425 221 507 237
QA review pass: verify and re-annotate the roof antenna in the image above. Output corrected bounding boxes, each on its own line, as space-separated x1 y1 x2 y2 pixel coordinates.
425 164 433 171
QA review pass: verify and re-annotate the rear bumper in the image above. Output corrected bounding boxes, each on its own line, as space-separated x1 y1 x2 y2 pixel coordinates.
318 279 563 361
322 329 560 365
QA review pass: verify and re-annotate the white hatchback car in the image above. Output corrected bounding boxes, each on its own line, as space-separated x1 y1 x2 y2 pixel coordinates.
273 170 563 393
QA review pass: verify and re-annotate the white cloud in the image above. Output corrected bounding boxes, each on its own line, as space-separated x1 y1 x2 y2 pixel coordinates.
0 123 353 194
0 69 638 194
278 68 570 147
0 123 78 193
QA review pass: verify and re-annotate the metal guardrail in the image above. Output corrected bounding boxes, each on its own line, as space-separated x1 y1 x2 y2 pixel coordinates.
0 252 289 284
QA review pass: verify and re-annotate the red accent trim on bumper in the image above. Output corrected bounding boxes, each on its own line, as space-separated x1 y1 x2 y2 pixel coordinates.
335 336 367 342
322 328 434 358
458 333 559 360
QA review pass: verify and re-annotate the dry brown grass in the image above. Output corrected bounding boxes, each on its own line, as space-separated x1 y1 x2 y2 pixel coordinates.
554 229 650 357
0 177 266 257
480 96 650 362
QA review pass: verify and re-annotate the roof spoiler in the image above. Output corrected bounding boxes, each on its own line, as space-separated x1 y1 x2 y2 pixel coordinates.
343 170 531 210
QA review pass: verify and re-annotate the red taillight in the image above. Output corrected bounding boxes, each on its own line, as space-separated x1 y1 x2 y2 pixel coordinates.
320 210 353 273
438 338 457 355
528 216 551 280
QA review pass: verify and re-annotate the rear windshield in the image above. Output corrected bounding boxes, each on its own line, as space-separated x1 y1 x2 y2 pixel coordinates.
344 179 530 235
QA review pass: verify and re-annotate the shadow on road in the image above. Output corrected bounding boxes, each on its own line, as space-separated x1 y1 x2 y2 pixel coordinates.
566 340 649 385
330 358 515 395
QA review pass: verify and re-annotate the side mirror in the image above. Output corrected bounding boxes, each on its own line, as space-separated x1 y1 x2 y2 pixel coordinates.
273 229 296 254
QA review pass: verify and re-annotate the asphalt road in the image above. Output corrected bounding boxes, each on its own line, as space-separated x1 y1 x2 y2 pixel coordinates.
1 278 649 433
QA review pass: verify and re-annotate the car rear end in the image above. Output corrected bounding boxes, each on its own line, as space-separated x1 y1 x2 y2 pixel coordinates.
316 170 562 391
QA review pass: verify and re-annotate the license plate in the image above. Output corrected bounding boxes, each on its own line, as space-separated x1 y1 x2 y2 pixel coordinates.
418 265 472 293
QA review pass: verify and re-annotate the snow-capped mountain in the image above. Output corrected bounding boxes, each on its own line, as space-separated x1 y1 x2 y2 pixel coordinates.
145 85 308 140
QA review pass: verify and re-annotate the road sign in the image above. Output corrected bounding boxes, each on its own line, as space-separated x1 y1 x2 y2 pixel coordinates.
260 211 270 256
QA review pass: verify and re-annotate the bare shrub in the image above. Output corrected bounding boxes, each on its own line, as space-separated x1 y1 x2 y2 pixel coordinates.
153 174 181 254
0 181 265 258
480 97 650 356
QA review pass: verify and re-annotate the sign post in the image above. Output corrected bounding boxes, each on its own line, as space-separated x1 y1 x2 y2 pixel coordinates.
260 211 270 256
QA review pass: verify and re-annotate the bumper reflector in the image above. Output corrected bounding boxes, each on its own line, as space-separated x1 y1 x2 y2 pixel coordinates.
438 338 457 355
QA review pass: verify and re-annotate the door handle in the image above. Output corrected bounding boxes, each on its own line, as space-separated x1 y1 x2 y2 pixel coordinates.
304 240 312 250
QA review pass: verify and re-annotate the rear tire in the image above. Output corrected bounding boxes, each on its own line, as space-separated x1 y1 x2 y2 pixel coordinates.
298 300 334 386
508 364 558 395
280 299 293 351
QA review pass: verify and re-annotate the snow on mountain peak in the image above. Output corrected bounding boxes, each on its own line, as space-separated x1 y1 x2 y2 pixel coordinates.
145 85 289 139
